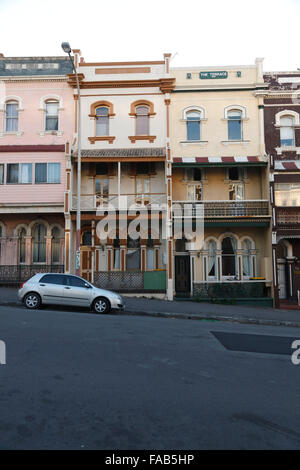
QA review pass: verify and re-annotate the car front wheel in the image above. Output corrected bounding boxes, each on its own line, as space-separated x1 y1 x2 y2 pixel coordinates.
24 292 41 310
93 297 110 314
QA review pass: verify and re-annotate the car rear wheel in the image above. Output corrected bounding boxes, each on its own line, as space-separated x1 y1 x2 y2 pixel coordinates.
93 297 110 314
24 292 41 310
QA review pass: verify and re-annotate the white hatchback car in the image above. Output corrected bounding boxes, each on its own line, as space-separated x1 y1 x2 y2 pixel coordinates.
18 273 125 314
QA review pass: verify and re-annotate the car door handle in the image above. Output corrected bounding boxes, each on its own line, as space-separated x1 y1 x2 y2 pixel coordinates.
39 284 45 286
64 286 71 289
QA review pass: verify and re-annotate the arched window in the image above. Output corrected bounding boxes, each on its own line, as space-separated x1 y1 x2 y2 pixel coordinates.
96 106 109 136
45 100 59 131
280 116 295 147
242 239 252 278
32 224 46 263
19 228 26 264
208 240 217 278
227 110 242 140
5 101 18 132
186 110 201 141
136 106 149 135
51 227 60 263
221 236 236 277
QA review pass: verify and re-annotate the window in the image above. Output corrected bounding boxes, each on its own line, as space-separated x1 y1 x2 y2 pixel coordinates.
40 274 67 285
5 101 18 132
95 177 109 197
126 236 140 270
136 106 149 135
35 163 60 184
280 116 295 146
67 276 87 288
207 240 217 278
32 224 46 263
45 101 58 131
7 163 32 184
221 236 236 277
186 168 202 201
0 164 4 184
275 183 300 206
19 228 26 264
147 237 155 270
113 236 120 270
228 110 242 140
95 107 109 136
186 111 201 141
51 227 60 263
82 231 92 246
228 167 240 181
242 239 252 277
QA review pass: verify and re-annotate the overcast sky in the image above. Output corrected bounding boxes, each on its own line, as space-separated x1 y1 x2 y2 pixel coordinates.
1 0 299 71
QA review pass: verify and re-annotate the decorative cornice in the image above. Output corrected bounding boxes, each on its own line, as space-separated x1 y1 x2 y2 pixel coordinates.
67 75 175 93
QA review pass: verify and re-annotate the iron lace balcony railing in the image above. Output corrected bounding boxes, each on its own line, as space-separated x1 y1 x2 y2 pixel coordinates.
173 200 270 218
72 193 167 211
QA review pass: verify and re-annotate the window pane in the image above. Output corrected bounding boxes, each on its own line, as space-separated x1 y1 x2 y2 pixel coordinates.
40 274 65 285
136 115 149 135
67 276 87 288
52 227 60 263
147 248 154 270
7 164 18 183
20 164 32 183
228 120 242 140
114 249 120 269
126 249 140 270
33 224 46 263
46 102 58 116
280 125 295 146
45 117 58 131
136 106 148 115
6 102 18 118
0 165 3 184
275 183 300 206
96 107 109 116
48 163 60 183
96 116 109 136
19 228 26 263
6 103 18 132
35 163 47 183
187 120 200 140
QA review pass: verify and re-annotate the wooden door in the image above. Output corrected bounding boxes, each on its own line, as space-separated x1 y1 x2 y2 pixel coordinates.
81 249 92 282
175 255 191 296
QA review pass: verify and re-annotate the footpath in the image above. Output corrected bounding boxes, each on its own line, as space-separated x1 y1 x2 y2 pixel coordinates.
1 286 300 328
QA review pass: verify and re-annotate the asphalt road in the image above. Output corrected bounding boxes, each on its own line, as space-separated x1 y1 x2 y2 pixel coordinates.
0 304 300 450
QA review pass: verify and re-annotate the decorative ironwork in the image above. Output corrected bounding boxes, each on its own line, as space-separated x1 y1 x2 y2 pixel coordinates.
174 200 269 218
277 207 300 225
0 265 64 282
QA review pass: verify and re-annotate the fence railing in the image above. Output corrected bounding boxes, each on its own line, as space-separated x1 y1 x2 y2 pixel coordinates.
173 200 269 217
72 193 167 211
94 270 166 292
0 265 64 283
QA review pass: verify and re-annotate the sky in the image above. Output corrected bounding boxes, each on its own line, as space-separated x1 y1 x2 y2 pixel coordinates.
1 0 300 71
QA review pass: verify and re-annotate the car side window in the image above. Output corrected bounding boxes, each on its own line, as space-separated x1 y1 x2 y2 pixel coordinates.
67 276 88 288
39 274 67 285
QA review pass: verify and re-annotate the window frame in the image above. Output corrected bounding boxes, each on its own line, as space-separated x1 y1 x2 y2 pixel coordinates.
6 163 32 184
5 100 19 132
35 162 61 184
45 100 59 132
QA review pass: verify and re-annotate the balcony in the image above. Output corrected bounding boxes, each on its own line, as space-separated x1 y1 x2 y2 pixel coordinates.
173 200 270 218
71 193 167 211
276 207 300 225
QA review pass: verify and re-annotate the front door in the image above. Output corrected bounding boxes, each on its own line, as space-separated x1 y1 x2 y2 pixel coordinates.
175 255 191 296
277 261 287 299
81 249 92 282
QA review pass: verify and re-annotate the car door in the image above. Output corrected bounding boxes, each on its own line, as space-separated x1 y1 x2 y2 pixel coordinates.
63 275 92 307
38 274 68 305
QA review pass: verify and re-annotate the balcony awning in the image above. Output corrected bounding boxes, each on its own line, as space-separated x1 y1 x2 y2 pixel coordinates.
74 147 166 162
274 161 300 171
173 156 268 167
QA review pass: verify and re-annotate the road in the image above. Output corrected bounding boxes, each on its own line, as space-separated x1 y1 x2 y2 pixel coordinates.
0 304 299 450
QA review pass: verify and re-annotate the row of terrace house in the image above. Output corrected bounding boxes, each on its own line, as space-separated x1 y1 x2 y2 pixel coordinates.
1 50 299 307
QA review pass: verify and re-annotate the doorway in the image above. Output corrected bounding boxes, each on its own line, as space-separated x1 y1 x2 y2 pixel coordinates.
175 255 191 297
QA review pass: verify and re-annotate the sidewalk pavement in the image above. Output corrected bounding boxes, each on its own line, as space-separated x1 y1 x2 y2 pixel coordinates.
1 286 300 328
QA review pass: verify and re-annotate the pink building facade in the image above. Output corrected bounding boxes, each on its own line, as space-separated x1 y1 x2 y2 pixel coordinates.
0 56 74 280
